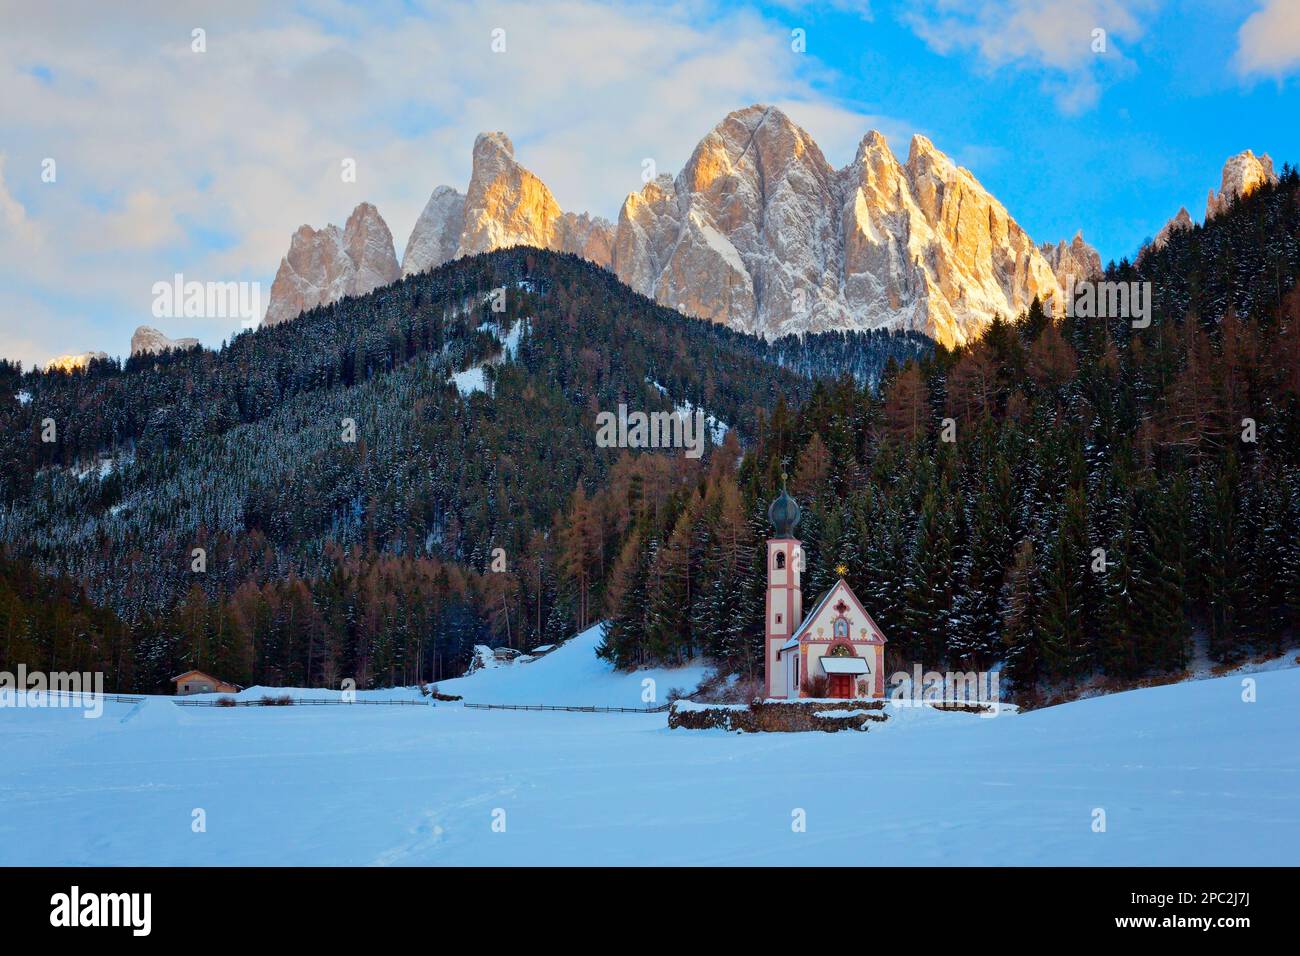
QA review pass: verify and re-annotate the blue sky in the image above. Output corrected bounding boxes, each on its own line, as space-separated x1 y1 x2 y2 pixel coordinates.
1 0 1297 366
783 0 1299 262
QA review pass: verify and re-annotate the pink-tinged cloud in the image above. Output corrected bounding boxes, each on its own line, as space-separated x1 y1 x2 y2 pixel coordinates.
1235 0 1300 78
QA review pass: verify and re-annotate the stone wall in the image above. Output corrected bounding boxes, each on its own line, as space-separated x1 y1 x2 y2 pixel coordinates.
668 698 887 733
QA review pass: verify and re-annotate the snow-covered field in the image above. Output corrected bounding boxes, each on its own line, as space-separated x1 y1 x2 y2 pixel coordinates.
434 624 711 706
1 631 1296 866
172 623 709 708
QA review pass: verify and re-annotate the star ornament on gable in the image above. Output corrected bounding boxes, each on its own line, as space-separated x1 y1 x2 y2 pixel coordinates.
834 563 849 578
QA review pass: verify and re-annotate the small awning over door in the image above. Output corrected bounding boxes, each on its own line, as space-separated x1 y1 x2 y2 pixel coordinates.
821 656 869 675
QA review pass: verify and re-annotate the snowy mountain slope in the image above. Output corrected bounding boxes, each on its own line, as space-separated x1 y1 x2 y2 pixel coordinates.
1 659 1295 865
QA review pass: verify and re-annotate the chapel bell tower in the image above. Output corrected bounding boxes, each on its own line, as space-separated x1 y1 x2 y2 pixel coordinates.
764 476 802 699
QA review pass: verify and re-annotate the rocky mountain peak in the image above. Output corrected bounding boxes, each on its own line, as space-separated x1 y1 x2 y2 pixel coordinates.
457 129 587 261
1151 206 1195 252
45 351 109 372
270 108 1084 347
131 326 200 357
473 131 515 161
343 202 401 297
1040 231 1103 285
1206 149 1277 220
402 132 613 275
401 185 466 278
615 108 1065 346
1144 149 1276 263
639 104 844 335
853 130 896 170
906 132 945 166
263 202 400 326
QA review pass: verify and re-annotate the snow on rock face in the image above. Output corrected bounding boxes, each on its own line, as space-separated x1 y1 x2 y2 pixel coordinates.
130 325 199 357
617 106 840 336
401 185 466 277
1206 149 1276 220
263 202 400 326
614 105 1066 348
1039 231 1103 286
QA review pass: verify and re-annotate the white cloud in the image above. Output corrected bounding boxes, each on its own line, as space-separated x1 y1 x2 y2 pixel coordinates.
85 192 184 252
0 0 908 366
901 0 1159 114
0 156 36 241
1235 0 1300 78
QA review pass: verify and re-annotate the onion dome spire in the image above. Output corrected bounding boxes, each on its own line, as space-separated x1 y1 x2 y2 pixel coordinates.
768 471 801 538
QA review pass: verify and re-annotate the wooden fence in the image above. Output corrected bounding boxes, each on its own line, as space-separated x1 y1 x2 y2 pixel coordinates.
17 690 665 713
4 691 144 705
172 697 429 707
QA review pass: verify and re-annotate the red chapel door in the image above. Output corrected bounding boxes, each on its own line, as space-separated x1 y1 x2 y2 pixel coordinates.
830 674 852 698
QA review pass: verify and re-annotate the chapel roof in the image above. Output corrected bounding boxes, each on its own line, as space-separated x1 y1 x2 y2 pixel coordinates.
780 577 888 651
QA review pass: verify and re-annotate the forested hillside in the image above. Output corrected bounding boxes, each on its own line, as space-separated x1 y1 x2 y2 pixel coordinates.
599 167 1300 701
4 164 1297 702
0 248 927 691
